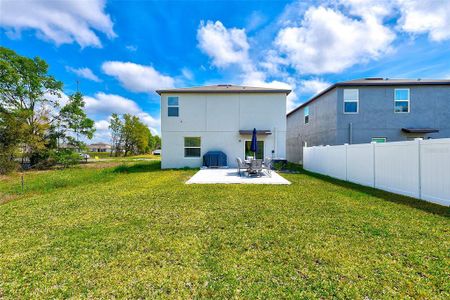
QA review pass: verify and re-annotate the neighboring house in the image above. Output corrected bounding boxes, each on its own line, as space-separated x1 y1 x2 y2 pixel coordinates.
88 143 112 153
156 84 290 169
287 78 450 163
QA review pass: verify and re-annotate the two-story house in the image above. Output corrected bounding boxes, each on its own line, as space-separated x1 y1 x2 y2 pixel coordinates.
157 85 291 169
287 78 450 163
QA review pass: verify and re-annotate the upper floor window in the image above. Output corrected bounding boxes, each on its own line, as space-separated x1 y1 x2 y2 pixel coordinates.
394 89 410 113
344 89 359 113
304 106 309 124
168 96 179 117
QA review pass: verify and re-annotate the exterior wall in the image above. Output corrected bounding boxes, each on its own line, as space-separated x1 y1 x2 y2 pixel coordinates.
286 89 338 163
287 85 450 163
161 93 287 169
336 85 450 144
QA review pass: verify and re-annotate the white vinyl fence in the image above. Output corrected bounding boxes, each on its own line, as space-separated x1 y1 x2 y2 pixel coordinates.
303 138 450 206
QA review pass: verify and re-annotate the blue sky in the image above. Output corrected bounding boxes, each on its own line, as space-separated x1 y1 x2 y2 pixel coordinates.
1 0 450 141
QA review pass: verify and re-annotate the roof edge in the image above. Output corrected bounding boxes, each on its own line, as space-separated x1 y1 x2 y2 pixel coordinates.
287 79 450 117
156 85 291 95
156 89 292 95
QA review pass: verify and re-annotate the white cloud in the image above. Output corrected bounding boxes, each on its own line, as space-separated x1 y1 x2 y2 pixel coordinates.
0 0 116 47
85 92 141 115
341 0 450 42
396 0 450 42
125 45 138 52
298 78 331 95
246 11 268 32
275 6 395 74
197 20 250 68
66 67 101 82
197 20 300 111
95 119 110 131
242 72 298 112
341 0 394 20
84 92 160 133
181 68 194 80
102 61 175 93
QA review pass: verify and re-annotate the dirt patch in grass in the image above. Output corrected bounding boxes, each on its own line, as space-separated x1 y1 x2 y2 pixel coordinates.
0 193 18 205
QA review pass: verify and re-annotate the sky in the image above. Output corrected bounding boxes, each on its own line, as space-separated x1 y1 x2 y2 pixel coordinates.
1 0 450 142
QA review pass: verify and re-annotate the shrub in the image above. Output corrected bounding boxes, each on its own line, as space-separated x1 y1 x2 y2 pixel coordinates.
49 149 81 168
0 154 18 174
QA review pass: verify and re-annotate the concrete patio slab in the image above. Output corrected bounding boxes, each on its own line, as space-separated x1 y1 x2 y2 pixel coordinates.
186 168 291 185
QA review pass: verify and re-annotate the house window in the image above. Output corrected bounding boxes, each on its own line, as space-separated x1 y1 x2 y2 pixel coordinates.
168 96 179 117
344 89 359 113
394 89 410 113
245 141 264 159
304 106 309 124
371 137 387 143
184 137 201 157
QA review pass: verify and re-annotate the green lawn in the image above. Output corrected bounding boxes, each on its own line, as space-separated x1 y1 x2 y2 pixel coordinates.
0 160 448 299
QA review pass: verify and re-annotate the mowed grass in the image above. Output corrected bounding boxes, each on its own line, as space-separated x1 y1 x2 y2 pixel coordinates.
0 160 449 299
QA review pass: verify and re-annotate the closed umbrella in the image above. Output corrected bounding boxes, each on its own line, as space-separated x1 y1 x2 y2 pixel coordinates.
250 128 258 159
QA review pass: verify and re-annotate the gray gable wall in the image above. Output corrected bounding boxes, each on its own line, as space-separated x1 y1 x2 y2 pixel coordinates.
287 85 450 163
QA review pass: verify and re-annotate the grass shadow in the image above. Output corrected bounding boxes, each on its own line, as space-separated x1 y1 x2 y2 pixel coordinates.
297 168 449 218
113 161 162 173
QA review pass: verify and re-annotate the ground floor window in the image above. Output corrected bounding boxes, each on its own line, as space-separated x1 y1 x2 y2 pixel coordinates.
184 137 201 157
245 141 264 159
371 137 387 143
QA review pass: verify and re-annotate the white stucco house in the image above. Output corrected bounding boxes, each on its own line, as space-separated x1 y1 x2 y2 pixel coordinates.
156 84 291 169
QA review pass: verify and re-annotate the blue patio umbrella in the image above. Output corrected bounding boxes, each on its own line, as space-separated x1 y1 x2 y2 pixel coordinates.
250 128 258 158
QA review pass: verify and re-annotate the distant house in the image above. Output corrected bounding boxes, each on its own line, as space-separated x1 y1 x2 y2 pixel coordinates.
156 84 291 169
88 143 112 153
287 78 450 163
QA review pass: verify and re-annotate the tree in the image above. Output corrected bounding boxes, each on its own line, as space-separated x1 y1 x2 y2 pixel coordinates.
0 108 27 173
0 47 95 171
109 113 151 156
0 47 63 165
148 132 161 151
109 113 123 156
58 92 95 149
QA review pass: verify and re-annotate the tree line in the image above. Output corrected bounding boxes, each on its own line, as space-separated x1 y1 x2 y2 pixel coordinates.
0 47 160 174
108 113 160 157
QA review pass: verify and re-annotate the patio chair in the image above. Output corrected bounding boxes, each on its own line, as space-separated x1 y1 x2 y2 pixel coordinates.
249 159 263 176
236 157 249 177
263 157 272 177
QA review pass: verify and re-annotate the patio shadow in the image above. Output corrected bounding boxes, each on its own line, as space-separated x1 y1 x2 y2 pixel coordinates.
298 168 449 218
113 161 162 173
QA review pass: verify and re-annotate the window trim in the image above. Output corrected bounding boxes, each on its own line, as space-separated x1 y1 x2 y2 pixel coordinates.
168 96 179 117
343 89 359 114
394 88 410 113
184 137 201 158
371 137 387 143
304 106 310 124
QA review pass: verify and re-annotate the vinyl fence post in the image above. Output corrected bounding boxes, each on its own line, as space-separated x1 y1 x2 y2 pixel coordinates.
417 138 422 200
344 143 348 181
372 142 376 188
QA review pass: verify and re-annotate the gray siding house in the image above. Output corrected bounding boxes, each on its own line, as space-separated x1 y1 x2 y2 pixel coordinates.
287 78 450 163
